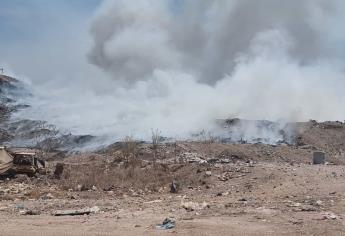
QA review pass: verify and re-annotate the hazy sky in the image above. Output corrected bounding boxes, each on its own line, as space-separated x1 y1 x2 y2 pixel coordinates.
0 0 101 81
2 0 344 83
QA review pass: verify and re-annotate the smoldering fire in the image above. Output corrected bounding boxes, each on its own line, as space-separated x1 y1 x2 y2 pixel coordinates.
8 0 345 146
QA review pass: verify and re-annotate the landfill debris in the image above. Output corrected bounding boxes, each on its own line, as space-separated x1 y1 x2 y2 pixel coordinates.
156 218 176 230
323 212 339 220
54 163 64 179
216 191 229 197
42 193 54 200
178 152 207 164
170 179 179 193
314 212 340 221
53 206 100 216
92 185 98 191
19 209 40 215
15 203 25 210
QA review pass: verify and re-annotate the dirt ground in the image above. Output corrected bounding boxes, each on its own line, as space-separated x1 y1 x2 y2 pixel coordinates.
1 134 345 235
1 162 345 235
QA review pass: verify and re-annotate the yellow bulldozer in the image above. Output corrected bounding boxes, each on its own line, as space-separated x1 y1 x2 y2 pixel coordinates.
0 147 46 176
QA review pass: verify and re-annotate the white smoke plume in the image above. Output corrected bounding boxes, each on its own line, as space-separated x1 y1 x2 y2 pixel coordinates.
88 0 345 83
15 0 345 144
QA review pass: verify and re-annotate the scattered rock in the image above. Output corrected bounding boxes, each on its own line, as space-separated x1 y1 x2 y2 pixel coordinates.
42 193 54 200
217 192 229 197
205 171 212 177
179 152 207 164
218 172 231 181
53 206 100 216
77 184 88 192
289 219 303 225
181 201 209 212
67 193 77 200
315 200 323 206
317 212 339 220
92 186 98 191
300 205 317 212
326 213 338 220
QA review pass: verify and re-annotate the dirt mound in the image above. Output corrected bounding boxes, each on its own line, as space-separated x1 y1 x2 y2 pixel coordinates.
295 120 345 163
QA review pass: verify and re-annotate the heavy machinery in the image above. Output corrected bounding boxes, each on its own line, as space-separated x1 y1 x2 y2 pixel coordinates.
0 146 46 176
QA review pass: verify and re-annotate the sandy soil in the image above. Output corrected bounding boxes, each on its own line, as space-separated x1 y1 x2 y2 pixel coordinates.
1 153 345 236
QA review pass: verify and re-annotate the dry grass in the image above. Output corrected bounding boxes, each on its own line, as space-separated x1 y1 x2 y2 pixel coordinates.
59 162 184 192
151 129 161 164
199 130 217 144
25 189 44 199
121 136 138 165
58 139 205 194
58 151 202 193
198 130 217 157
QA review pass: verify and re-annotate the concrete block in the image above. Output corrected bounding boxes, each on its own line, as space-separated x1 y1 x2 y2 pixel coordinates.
313 151 325 165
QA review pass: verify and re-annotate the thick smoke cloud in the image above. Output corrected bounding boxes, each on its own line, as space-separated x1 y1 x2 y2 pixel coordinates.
17 0 345 144
88 0 345 84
